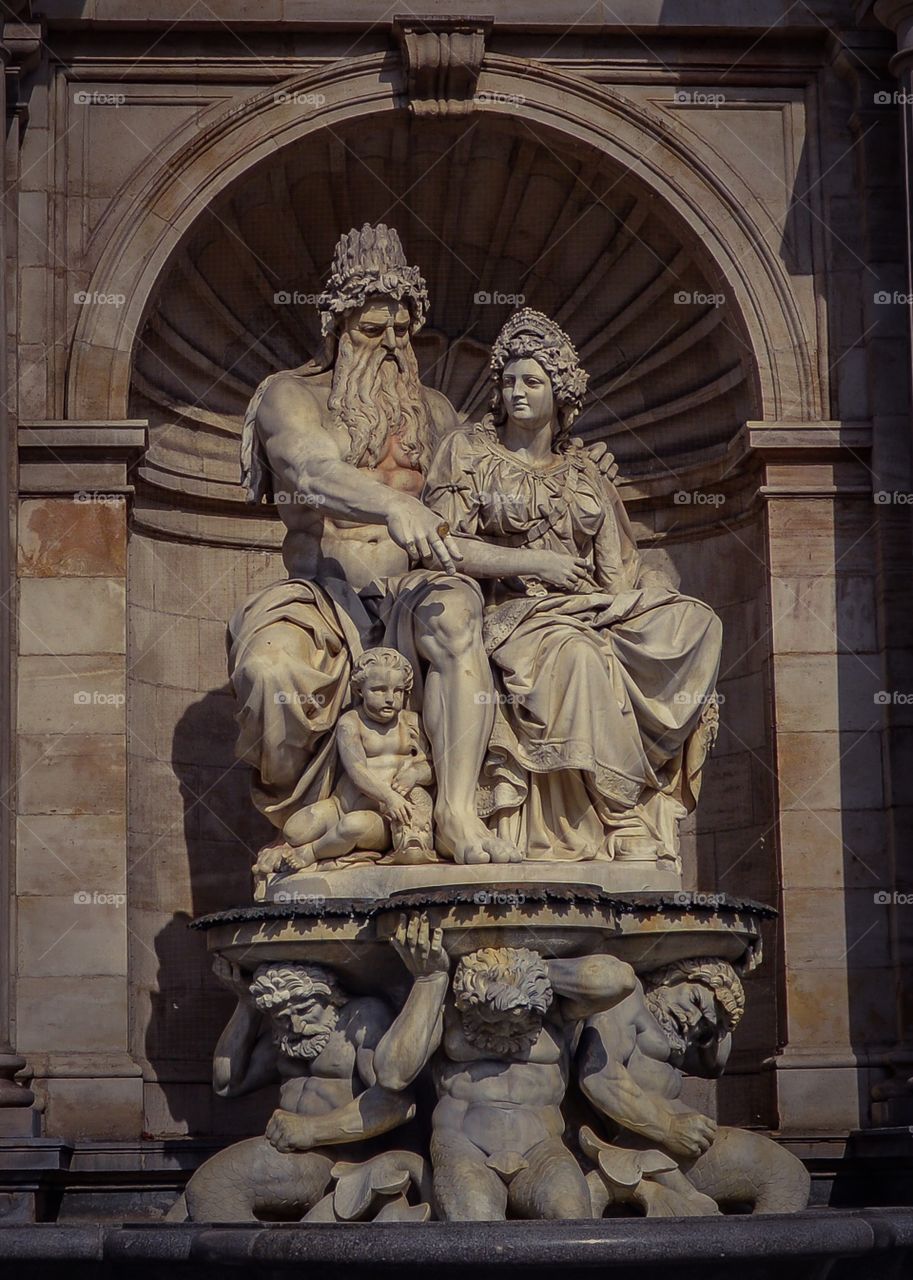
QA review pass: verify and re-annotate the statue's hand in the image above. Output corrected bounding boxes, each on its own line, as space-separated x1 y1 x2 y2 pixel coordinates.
663 1110 717 1158
387 497 463 573
380 788 412 825
530 551 592 590
391 912 449 978
266 1109 316 1153
577 439 619 482
212 955 252 1002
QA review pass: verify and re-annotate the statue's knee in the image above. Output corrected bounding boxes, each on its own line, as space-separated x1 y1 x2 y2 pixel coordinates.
338 811 375 839
420 582 484 655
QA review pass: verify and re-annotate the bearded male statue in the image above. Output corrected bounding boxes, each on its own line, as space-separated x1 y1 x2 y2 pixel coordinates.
168 916 448 1222
577 958 810 1215
232 224 619 870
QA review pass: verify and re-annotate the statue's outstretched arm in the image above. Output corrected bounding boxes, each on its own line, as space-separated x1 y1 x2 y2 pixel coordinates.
266 1085 418 1153
212 999 278 1098
577 1015 681 1146
210 957 278 1098
578 1010 717 1159
546 954 636 1020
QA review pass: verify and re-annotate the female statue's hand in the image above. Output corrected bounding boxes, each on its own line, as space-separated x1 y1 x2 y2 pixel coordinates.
530 550 592 590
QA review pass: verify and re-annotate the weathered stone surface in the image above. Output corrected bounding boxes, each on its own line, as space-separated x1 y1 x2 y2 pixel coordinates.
17 734 125 815
19 578 126 655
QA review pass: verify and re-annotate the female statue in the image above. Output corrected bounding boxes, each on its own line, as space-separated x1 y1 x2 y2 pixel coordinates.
391 309 722 863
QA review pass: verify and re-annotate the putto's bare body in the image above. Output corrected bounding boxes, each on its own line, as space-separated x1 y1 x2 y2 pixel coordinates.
279 649 434 866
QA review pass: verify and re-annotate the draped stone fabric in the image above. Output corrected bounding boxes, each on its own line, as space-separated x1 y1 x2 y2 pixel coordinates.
421 423 723 862
228 420 721 861
228 569 485 830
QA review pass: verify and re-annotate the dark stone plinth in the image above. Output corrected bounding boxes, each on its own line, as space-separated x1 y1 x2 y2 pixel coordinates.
1 1210 913 1280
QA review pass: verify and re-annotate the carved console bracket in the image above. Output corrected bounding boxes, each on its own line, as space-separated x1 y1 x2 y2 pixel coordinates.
392 15 493 117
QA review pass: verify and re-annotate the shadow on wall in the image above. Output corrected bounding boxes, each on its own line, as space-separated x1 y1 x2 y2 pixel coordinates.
143 686 276 1136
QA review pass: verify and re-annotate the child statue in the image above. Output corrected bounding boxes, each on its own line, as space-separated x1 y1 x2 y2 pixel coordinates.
255 648 434 881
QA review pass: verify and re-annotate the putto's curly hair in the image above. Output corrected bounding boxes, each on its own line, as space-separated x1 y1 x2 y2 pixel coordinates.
350 647 415 698
249 962 349 1014
316 223 430 337
488 308 590 451
643 957 745 1030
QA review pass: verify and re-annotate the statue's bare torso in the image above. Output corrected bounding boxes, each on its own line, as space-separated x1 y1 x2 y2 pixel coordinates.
262 371 457 591
433 1003 571 1153
275 997 387 1115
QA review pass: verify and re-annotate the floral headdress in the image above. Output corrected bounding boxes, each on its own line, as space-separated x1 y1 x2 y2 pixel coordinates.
489 308 589 442
316 223 429 337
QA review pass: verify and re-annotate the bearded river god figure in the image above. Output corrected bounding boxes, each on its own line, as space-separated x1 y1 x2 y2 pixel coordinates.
230 224 722 887
190 223 804 1226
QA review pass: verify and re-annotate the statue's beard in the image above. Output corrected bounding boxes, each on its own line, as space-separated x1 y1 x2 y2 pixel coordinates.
328 331 433 472
276 1007 339 1061
645 990 689 1061
459 1007 543 1058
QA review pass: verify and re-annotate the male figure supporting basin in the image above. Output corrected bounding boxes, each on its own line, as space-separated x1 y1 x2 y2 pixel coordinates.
417 945 636 1220
169 916 449 1222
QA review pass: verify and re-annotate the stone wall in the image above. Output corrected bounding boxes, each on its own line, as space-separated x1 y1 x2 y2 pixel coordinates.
3 0 912 1180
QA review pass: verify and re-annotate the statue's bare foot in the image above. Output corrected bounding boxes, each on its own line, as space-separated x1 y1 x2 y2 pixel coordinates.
287 843 316 871
436 810 522 865
481 834 523 864
254 837 292 879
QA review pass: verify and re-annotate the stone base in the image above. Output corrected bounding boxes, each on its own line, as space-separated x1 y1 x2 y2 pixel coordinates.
0 1110 41 1138
193 890 770 989
257 857 683 904
1 1211 913 1279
